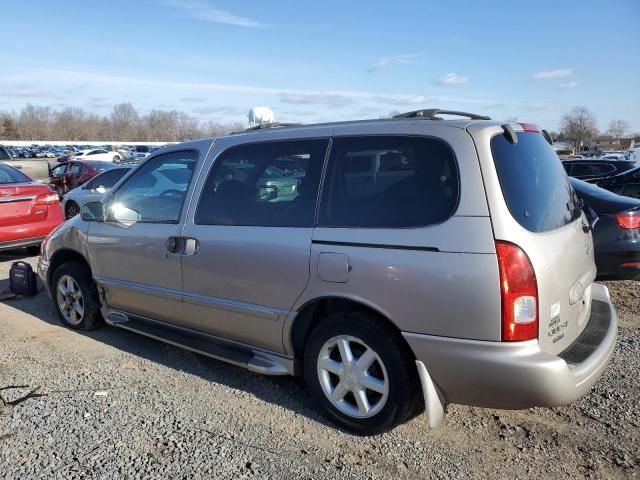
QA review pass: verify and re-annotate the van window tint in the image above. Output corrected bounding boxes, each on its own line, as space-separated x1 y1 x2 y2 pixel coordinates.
195 139 329 227
318 136 459 228
491 132 580 232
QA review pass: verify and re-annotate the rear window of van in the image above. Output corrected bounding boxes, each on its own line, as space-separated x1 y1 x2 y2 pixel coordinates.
491 132 581 232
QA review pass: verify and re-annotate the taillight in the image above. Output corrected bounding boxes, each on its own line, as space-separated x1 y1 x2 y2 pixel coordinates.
518 122 541 133
615 212 640 230
34 192 60 205
495 241 538 341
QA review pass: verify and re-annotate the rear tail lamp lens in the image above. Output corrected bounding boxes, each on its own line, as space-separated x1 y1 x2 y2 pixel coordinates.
615 212 640 230
34 192 60 205
495 241 539 341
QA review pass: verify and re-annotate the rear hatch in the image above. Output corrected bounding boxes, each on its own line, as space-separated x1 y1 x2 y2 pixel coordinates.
0 183 55 227
476 124 596 355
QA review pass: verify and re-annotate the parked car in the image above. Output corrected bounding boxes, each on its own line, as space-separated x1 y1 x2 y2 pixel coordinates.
571 178 640 280
38 110 617 434
71 148 122 163
49 161 120 198
0 146 14 162
562 157 640 199
62 166 132 219
0 162 64 253
599 154 626 161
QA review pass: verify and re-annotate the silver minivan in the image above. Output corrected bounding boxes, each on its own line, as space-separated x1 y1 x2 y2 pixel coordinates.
38 110 617 434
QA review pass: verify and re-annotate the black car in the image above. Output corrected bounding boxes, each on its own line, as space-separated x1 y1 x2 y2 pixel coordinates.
563 158 640 199
571 178 640 280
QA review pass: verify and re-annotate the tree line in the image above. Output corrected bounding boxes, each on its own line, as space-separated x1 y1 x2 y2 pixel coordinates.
0 103 636 149
0 103 244 142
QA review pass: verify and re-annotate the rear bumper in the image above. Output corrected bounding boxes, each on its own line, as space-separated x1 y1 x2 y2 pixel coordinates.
596 248 640 280
403 283 617 409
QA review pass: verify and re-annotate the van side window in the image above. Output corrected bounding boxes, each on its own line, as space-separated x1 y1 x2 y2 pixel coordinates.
109 150 197 223
195 139 329 227
318 136 459 228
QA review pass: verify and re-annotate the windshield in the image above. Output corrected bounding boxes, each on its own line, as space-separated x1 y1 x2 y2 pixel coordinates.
491 132 581 232
0 163 30 184
85 161 117 171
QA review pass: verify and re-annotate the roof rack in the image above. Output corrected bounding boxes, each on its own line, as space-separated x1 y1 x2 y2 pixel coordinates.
233 122 304 134
392 109 491 121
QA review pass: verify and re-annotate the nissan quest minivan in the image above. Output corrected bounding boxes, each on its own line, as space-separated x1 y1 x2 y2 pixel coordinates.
38 109 617 434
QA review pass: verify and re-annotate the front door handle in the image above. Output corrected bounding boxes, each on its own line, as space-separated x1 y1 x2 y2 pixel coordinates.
166 236 178 254
165 236 199 256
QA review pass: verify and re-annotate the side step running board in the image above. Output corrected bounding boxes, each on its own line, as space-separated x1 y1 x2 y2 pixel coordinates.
105 310 292 375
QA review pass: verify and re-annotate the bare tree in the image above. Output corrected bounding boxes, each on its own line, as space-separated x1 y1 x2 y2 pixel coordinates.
560 106 597 151
111 103 139 141
606 119 630 139
18 104 53 140
0 117 19 139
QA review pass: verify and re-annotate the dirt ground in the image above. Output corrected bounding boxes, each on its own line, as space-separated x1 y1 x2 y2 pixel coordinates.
0 249 638 479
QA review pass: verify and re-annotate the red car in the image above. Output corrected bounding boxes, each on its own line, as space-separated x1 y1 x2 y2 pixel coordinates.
0 162 64 253
49 160 118 197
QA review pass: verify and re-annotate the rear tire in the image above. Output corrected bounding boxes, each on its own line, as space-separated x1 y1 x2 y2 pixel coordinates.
51 261 102 331
304 311 421 435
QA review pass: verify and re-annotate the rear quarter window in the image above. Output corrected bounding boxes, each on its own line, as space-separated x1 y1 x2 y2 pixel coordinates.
319 136 459 228
491 132 580 233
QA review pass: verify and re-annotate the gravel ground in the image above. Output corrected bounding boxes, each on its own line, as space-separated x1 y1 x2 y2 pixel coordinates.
0 250 638 479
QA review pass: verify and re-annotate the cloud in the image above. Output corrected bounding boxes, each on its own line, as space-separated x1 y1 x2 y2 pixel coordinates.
181 96 207 102
372 95 428 106
192 105 246 116
279 92 353 108
437 73 468 85
1 68 499 122
162 0 264 28
559 81 578 89
367 53 420 73
533 68 572 80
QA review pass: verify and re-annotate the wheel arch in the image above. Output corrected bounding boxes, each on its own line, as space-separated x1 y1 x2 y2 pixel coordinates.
287 295 416 371
48 248 92 288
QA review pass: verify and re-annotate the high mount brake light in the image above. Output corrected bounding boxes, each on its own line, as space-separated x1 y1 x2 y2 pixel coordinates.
518 123 541 133
495 241 539 341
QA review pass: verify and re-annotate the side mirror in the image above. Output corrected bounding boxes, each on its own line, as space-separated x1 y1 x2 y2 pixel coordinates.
257 185 278 201
95 185 106 194
81 201 105 222
110 203 141 223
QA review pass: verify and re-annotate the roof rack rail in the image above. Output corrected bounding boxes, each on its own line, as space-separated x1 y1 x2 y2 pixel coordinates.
232 122 303 134
392 109 491 121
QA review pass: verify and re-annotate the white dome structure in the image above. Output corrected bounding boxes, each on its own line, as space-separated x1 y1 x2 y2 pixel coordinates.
248 106 275 127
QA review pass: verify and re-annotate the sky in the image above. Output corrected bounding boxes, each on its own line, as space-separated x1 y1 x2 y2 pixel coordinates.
1 0 639 132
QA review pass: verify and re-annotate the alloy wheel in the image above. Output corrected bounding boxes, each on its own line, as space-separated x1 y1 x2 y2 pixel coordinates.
56 275 84 325
317 335 389 418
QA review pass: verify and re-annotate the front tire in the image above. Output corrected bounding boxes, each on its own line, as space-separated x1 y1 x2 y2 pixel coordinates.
304 311 421 435
51 261 102 330
65 201 80 219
